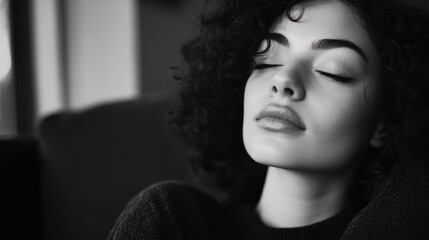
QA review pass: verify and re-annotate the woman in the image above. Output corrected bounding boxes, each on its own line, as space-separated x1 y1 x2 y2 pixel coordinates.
109 0 429 239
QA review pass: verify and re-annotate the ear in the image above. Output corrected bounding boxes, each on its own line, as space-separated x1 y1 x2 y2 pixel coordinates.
370 124 386 148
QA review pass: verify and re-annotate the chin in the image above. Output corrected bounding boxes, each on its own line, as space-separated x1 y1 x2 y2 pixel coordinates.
244 125 298 167
244 140 357 173
244 137 302 168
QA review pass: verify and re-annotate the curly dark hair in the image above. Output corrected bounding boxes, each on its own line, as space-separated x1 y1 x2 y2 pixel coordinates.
170 0 429 205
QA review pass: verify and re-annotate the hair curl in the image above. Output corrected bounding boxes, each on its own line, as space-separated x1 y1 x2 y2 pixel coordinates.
170 0 429 204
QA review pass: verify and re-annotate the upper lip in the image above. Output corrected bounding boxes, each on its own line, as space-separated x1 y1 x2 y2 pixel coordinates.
255 103 306 130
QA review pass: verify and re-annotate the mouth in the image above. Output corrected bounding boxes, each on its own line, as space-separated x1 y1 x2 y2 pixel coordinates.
255 104 306 131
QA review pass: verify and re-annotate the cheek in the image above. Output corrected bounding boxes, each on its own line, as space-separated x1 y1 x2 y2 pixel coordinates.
243 74 268 116
314 94 372 135
243 75 270 160
243 77 259 131
306 89 379 166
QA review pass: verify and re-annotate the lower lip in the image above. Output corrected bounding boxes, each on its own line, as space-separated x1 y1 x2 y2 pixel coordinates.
256 117 302 132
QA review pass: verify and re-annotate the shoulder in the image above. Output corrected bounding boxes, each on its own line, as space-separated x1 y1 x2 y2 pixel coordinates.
344 159 429 239
144 180 216 202
108 181 225 240
132 180 221 214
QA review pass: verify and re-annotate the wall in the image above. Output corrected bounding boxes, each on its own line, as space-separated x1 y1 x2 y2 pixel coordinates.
65 0 138 109
32 0 63 118
33 0 138 118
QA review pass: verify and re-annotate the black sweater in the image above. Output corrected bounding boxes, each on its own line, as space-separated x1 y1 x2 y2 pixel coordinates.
108 159 429 240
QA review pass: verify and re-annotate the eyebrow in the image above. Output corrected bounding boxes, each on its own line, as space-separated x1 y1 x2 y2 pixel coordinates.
268 32 368 62
269 32 289 46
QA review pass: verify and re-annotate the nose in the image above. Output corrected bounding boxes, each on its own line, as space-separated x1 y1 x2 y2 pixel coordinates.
271 64 305 101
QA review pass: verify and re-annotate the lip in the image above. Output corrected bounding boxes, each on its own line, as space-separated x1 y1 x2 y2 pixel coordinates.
255 103 306 131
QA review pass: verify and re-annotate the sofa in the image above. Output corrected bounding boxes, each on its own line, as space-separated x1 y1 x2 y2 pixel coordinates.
38 91 194 240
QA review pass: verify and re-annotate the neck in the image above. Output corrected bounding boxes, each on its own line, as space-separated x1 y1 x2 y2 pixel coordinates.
256 166 357 228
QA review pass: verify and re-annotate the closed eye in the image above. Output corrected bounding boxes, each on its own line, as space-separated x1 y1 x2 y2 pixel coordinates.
254 64 283 70
315 70 353 83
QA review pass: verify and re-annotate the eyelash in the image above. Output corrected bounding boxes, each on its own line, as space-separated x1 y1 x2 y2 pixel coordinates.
253 63 282 70
315 70 353 83
254 64 353 83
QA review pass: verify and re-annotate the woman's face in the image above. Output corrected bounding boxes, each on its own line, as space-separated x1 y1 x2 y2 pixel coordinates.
243 0 382 172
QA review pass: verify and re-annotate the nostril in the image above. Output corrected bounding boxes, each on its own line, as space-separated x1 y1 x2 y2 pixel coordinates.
272 86 278 93
284 87 294 95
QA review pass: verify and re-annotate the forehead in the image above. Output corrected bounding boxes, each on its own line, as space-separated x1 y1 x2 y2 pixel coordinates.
271 0 379 65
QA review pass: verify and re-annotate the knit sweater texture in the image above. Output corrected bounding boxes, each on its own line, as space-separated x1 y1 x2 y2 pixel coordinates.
108 159 429 240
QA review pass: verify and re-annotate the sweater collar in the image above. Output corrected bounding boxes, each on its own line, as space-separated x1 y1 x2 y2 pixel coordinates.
231 204 360 240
